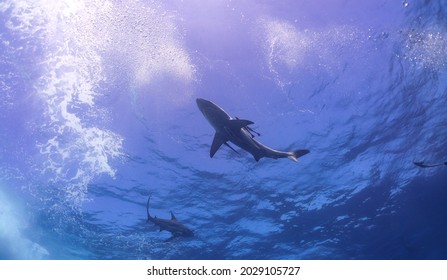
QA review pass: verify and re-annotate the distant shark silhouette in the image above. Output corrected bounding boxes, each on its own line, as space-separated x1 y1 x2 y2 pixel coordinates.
196 98 310 162
146 194 194 242
413 161 447 168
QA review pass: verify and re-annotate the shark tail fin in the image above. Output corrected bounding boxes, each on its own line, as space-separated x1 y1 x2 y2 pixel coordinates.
288 149 310 162
146 193 154 222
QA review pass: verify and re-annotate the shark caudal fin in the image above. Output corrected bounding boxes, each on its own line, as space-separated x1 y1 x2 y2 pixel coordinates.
146 193 155 222
287 149 310 162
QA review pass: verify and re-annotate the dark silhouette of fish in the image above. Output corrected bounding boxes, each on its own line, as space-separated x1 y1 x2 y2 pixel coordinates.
146 194 194 242
413 161 447 168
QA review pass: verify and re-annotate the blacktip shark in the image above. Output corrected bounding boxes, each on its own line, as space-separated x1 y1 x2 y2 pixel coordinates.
146 194 194 242
196 98 310 162
413 161 447 168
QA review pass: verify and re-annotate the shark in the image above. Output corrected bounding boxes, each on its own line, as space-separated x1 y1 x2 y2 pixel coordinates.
146 194 194 242
413 161 447 168
196 98 310 162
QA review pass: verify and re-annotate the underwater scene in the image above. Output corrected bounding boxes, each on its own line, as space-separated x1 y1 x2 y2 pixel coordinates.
1 0 446 259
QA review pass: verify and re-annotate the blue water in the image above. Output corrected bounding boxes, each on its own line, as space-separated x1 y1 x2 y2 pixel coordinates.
1 0 446 260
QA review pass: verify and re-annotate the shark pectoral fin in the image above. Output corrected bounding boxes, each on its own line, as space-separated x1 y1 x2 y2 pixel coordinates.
170 211 177 221
288 149 310 162
210 133 226 158
228 119 254 130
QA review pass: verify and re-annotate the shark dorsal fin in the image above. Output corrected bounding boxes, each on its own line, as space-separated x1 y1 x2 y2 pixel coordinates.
210 133 226 158
228 119 254 130
170 211 177 221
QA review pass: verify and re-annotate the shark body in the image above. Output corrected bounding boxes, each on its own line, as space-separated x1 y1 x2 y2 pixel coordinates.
146 194 193 242
196 98 309 162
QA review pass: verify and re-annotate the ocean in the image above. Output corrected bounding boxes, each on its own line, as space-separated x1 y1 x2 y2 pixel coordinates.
1 0 446 260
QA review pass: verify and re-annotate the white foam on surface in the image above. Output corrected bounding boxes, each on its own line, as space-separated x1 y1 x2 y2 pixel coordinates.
2 0 195 206
259 17 360 88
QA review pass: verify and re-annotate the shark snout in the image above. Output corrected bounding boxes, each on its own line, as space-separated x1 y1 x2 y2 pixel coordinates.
196 98 215 118
196 98 209 109
196 98 221 115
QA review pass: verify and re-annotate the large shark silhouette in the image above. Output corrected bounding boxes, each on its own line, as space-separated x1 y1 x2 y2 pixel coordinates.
196 98 309 162
146 194 194 242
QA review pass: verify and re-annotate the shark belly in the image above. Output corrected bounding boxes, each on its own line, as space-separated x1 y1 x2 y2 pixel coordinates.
231 127 297 161
226 127 267 161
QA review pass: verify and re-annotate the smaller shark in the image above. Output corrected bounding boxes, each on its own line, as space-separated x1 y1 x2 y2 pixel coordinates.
146 194 194 242
196 98 309 162
413 161 447 168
